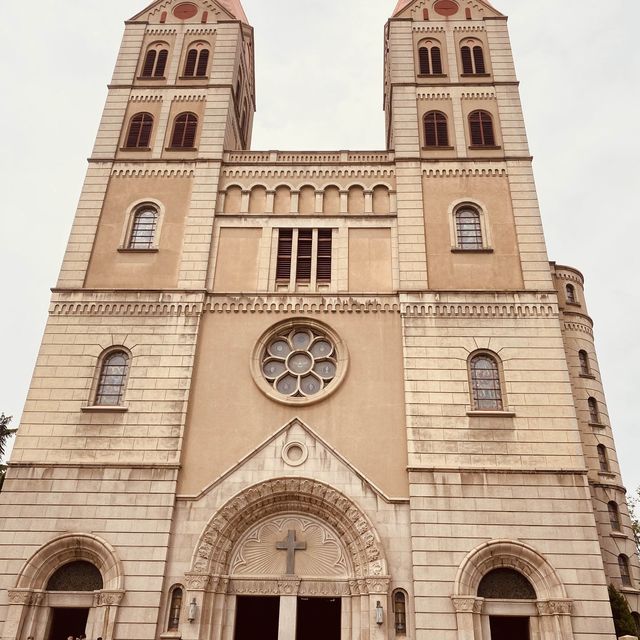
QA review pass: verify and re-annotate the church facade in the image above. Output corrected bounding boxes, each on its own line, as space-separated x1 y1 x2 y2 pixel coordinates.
0 1 637 639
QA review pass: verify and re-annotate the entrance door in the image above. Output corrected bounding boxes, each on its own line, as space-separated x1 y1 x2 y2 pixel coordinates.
48 608 89 640
296 597 341 640
490 616 530 640
234 596 280 640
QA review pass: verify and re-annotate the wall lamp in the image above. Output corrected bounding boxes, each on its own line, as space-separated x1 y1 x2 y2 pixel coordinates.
375 601 384 625
188 598 198 623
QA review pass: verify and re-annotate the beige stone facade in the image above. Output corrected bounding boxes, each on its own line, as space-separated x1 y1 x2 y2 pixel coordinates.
0 1 637 639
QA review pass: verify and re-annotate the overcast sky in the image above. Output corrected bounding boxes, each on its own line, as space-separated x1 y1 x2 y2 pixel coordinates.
0 1 638 490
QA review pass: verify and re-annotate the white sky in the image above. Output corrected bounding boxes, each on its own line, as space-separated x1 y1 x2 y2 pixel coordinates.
0 1 639 489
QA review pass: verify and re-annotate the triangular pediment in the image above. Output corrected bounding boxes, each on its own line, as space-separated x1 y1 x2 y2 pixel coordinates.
130 0 248 24
393 0 504 20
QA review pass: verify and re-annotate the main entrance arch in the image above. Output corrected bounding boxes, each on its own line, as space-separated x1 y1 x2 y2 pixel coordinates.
182 478 390 640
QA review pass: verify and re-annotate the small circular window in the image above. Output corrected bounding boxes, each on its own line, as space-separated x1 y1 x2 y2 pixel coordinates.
252 320 348 405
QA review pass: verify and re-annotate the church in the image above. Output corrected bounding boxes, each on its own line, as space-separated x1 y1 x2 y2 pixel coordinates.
0 0 637 639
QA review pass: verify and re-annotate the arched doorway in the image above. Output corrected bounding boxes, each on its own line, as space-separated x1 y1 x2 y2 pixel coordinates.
451 540 575 640
182 478 390 640
6 534 124 640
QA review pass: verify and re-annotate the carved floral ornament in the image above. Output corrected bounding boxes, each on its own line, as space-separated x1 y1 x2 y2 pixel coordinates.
188 478 389 594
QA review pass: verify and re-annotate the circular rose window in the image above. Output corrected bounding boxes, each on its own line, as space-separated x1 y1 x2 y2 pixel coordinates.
173 3 198 19
252 321 348 405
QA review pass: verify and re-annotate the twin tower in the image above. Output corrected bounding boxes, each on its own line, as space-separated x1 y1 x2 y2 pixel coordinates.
0 1 636 640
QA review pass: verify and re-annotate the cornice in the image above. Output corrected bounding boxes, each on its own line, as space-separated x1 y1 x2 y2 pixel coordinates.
224 151 394 164
185 27 217 35
423 166 507 177
145 27 178 35
204 296 401 314
403 301 555 318
461 91 496 100
111 165 197 177
413 25 446 33
222 167 395 180
454 25 486 33
417 91 451 100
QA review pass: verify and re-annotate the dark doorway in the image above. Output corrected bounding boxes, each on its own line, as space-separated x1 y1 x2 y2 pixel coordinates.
48 608 89 640
296 597 341 640
490 616 530 640
234 596 280 640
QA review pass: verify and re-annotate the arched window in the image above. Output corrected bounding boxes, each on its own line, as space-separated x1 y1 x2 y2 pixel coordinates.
184 47 210 77
597 444 610 473
124 113 154 149
141 46 169 78
423 111 449 147
94 350 130 407
128 205 158 249
418 42 443 75
46 561 103 592
469 110 496 147
608 501 621 531
477 568 537 599
578 350 591 376
566 283 577 304
393 590 407 634
455 206 483 249
461 41 486 74
588 397 600 424
170 112 198 149
469 353 504 411
167 586 184 631
619 554 632 587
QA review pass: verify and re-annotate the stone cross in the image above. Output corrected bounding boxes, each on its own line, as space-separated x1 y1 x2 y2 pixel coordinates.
276 529 306 575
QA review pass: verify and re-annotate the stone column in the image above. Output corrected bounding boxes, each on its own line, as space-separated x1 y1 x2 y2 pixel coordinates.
4 590 33 640
240 190 250 213
95 590 125 640
278 596 297 640
451 597 482 640
340 191 348 214
341 596 352 640
364 191 373 214
182 573 211 640
290 191 300 214
266 190 275 214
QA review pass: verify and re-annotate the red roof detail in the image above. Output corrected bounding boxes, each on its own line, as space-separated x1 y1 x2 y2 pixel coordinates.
216 0 248 23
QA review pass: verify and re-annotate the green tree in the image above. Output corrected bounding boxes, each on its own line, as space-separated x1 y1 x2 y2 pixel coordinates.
609 583 638 637
0 414 17 493
628 488 640 554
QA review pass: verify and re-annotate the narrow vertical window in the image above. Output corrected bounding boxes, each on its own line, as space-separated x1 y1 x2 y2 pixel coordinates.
393 590 407 634
608 502 621 531
588 397 600 424
168 586 183 631
472 45 486 73
469 110 496 147
184 48 210 77
142 50 157 77
276 229 293 283
597 444 610 473
461 46 473 74
142 47 169 78
184 49 198 76
155 49 168 77
455 206 483 249
196 49 210 76
125 113 154 149
94 351 129 407
578 350 591 376
170 113 198 148
619 555 632 587
566 284 577 304
461 41 486 74
316 229 332 284
128 206 158 249
419 47 430 74
470 353 503 411
296 229 313 284
424 111 449 147
418 43 443 75
431 46 443 74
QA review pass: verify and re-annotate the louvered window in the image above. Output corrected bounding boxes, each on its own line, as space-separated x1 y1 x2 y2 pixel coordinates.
125 113 154 149
168 587 183 631
461 43 486 74
608 502 621 531
424 111 449 147
578 350 590 376
619 555 632 587
588 397 600 424
597 445 610 472
470 353 503 411
141 48 168 78
170 113 198 148
418 45 443 75
566 284 577 304
94 350 129 407
456 207 483 249
275 229 333 289
184 48 210 77
469 110 496 147
128 206 158 249
393 591 407 634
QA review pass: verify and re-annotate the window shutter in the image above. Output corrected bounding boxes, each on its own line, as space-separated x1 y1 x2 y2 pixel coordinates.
316 229 332 284
480 112 495 145
469 111 483 145
139 114 153 148
183 114 198 147
431 46 443 74
196 50 210 77
418 47 430 74
142 50 157 77
435 112 448 146
155 49 169 77
171 113 197 148
424 113 437 146
461 46 473 74
184 49 198 76
473 46 486 73
276 229 293 282
126 115 143 148
296 230 313 283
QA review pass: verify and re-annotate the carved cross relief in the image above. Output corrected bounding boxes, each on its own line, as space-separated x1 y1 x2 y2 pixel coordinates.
276 530 307 575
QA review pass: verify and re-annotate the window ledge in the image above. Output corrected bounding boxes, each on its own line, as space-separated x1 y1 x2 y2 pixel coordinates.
566 301 582 307
423 145 455 150
165 147 198 152
160 633 181 639
589 422 606 429
620 587 640 595
81 406 128 413
119 147 152 152
598 472 616 480
117 248 159 254
179 75 208 80
467 410 516 418
137 76 166 81
611 531 627 539
451 248 494 254
579 373 596 380
461 73 491 78
469 145 502 150
418 73 448 78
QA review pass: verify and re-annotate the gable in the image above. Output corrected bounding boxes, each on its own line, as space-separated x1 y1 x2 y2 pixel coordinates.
393 0 504 20
130 0 248 24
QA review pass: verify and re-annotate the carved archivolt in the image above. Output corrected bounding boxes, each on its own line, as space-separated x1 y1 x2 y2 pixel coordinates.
191 478 388 580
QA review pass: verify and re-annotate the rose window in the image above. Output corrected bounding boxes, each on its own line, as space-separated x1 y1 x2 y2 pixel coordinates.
262 327 337 398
